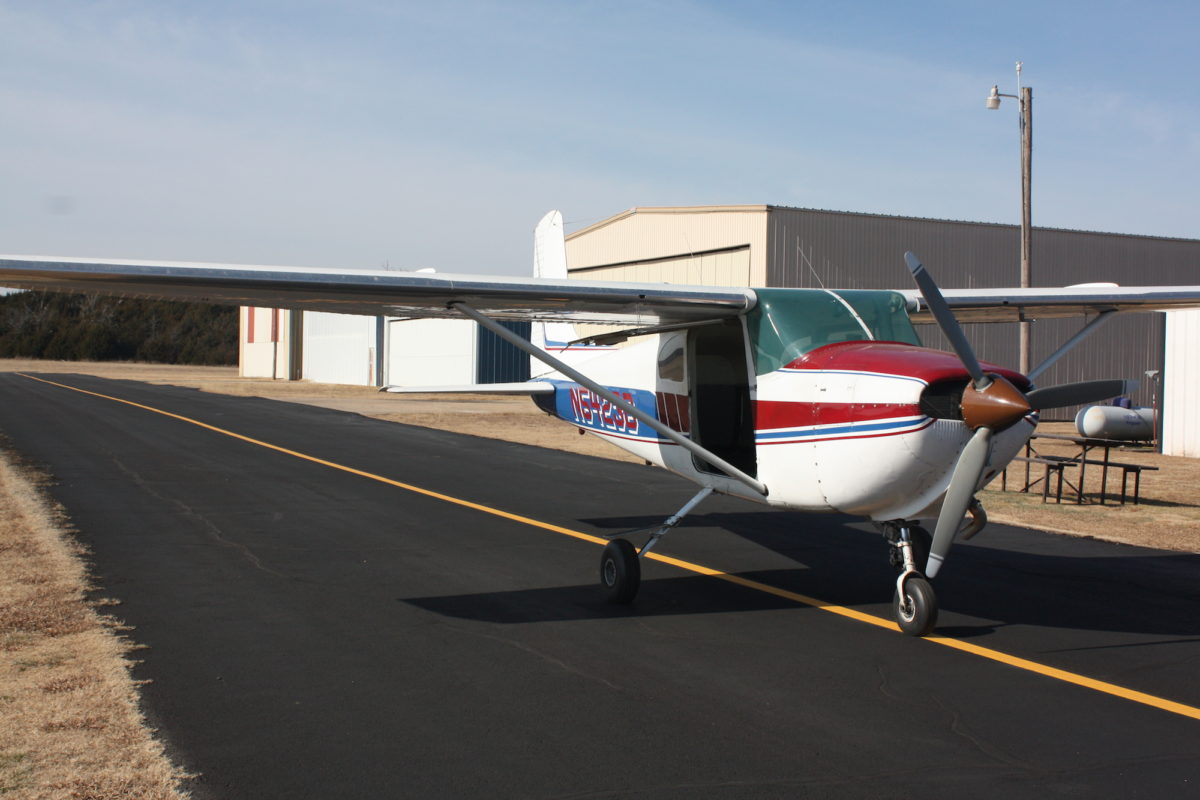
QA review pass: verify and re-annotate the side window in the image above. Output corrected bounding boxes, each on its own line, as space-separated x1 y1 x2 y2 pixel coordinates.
657 333 686 384
656 332 690 435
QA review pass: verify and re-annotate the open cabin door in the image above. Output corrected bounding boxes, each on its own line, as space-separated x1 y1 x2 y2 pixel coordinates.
688 320 757 478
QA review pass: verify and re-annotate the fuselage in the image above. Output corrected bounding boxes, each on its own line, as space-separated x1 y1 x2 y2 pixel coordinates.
532 287 1036 524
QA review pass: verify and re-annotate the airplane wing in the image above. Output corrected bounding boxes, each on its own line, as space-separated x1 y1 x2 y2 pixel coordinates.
3 255 1200 327
0 255 752 327
899 286 1200 323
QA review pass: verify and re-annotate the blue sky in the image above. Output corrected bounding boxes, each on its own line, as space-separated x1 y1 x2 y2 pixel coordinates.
2 1 1196 275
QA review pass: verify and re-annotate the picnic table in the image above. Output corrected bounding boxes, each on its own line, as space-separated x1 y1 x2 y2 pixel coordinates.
1000 432 1158 505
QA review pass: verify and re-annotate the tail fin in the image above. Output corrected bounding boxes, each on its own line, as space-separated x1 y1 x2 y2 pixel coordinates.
529 210 612 377
533 209 569 281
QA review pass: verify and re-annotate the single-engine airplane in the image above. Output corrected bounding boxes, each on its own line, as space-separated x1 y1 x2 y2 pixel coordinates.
3 210 1200 636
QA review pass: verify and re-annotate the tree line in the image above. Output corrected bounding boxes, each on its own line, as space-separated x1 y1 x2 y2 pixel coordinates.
0 291 237 365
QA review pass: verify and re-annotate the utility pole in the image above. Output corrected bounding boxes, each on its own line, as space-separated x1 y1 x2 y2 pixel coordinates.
988 62 1033 374
1019 79 1033 376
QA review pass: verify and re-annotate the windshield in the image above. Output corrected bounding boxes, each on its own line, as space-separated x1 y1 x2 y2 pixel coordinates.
746 288 920 374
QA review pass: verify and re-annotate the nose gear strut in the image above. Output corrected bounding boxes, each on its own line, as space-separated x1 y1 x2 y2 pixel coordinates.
883 522 937 636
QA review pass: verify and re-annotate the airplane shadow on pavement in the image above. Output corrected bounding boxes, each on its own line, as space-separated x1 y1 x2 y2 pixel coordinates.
401 510 1200 641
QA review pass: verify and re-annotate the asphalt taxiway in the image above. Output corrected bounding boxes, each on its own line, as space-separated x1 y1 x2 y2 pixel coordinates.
1 372 1199 799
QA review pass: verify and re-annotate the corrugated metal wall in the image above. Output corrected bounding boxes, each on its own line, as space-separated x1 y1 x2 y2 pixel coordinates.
766 207 1200 417
476 321 531 383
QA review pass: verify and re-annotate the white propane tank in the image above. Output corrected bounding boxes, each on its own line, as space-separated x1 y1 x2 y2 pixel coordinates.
1074 405 1155 440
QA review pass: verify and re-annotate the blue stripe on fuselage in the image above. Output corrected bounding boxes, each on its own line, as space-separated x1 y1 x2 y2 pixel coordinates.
543 380 661 441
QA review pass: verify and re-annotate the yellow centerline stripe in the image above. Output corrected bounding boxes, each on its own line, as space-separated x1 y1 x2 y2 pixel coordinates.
19 372 1200 722
18 374 607 546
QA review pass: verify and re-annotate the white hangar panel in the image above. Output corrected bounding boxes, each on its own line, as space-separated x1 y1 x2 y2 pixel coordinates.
240 307 300 379
572 247 751 286
240 307 279 378
566 206 769 287
303 311 378 386
699 248 752 285
386 317 476 387
1163 309 1200 457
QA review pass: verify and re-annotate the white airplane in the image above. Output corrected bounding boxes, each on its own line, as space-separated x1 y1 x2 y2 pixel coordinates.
3 210 1200 636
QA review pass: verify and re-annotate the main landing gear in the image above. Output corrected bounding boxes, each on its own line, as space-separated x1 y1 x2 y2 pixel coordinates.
599 487 714 605
597 499 950 639
600 539 640 603
884 523 938 637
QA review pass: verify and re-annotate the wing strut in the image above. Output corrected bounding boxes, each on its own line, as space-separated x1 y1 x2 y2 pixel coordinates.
451 302 768 497
1026 310 1116 381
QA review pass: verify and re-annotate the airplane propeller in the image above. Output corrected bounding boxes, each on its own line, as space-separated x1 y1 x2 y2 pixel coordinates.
905 253 1136 579
1025 379 1135 411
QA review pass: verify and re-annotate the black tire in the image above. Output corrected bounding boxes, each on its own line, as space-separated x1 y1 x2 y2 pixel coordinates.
894 575 938 637
600 539 640 604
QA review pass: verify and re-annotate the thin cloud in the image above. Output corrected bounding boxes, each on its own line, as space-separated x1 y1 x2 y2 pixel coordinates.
1 1 1195 276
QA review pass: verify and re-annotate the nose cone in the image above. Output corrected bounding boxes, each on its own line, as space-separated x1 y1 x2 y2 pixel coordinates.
961 374 1032 431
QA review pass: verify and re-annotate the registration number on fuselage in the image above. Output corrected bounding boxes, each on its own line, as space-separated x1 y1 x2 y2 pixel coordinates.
550 383 662 440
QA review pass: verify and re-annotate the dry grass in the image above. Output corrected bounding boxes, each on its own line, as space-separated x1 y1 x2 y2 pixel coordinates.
0 359 237 385
0 442 190 799
979 422 1200 551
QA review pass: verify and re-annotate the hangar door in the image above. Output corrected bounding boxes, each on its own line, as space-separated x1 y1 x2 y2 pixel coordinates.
571 246 750 286
570 247 751 345
303 312 379 385
386 318 476 387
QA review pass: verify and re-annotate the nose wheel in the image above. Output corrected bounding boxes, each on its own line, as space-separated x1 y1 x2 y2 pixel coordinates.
885 523 939 636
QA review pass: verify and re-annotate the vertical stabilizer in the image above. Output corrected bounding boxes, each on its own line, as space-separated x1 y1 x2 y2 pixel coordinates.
533 210 569 281
529 210 612 377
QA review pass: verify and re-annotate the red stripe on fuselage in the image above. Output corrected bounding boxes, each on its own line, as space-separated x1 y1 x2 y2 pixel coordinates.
784 341 1030 390
755 400 921 430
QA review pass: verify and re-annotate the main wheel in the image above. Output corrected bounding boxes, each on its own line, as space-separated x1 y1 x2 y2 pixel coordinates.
600 539 640 604
894 575 938 637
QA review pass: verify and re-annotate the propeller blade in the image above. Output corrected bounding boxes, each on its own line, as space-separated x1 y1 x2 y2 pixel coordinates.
1026 379 1138 410
905 252 986 387
926 426 992 579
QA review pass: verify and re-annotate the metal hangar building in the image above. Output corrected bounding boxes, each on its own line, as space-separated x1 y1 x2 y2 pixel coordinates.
564 205 1200 456
239 204 1200 456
